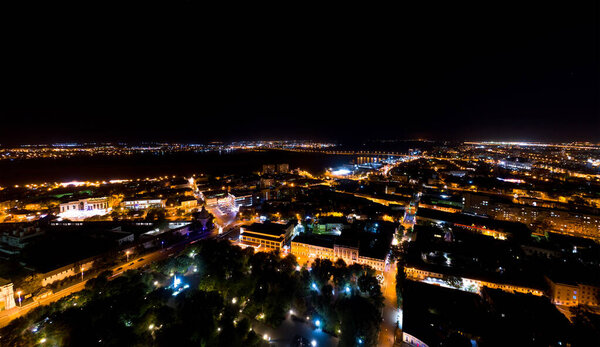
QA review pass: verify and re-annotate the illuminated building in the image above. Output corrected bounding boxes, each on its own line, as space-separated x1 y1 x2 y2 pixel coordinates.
546 276 600 307
239 222 295 251
262 164 276 174
498 158 532 171
259 178 275 188
40 257 95 287
0 278 16 311
180 197 198 211
404 266 544 296
230 191 254 208
58 197 110 220
260 163 289 174
291 235 386 272
60 197 109 213
121 198 166 210
201 191 233 207
167 196 198 213
463 193 600 240
313 216 348 235
416 208 517 241
277 163 289 173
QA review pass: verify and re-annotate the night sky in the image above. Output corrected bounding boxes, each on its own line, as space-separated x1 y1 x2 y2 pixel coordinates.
1 3 598 145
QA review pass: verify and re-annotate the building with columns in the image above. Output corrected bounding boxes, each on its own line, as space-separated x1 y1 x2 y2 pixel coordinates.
0 278 16 311
291 235 387 272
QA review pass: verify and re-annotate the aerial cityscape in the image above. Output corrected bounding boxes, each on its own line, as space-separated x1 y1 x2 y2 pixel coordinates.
1 2 599 347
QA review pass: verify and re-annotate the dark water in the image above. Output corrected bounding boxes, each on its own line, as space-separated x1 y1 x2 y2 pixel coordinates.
0 150 351 185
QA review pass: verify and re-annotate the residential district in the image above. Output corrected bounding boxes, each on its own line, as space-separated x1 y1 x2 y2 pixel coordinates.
0 141 600 346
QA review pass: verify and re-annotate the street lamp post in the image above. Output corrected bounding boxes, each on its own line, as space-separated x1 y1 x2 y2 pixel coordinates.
80 267 84 281
126 250 131 262
16 291 22 307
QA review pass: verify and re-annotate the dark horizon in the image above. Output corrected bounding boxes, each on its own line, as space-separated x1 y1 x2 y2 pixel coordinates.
1 3 598 145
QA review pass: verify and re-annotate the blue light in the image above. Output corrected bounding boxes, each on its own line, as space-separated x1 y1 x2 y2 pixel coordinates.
311 283 318 290
345 286 350 294
315 319 321 327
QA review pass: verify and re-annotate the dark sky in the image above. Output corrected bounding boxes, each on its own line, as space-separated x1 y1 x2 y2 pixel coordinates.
1 3 598 145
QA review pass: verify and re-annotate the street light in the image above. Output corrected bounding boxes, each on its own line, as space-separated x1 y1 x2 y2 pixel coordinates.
126 250 131 262
16 291 22 307
80 267 84 281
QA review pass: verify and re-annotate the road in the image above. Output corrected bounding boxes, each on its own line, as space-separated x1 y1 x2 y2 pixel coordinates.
0 229 215 328
378 261 399 346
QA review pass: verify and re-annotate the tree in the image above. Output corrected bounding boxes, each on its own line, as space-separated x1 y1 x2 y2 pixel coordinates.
332 259 350 288
442 275 463 289
337 296 381 347
311 258 334 286
396 260 406 307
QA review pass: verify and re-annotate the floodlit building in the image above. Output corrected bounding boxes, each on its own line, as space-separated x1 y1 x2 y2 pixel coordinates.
239 222 295 252
0 278 16 311
404 266 544 296
60 197 109 213
201 191 234 207
546 275 600 307
463 193 600 240
58 197 110 220
291 235 387 272
121 198 166 210
231 191 254 208
498 157 532 171
179 197 198 213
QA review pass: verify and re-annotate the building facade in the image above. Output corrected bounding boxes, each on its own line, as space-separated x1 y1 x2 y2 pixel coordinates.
0 279 16 311
546 277 600 307
405 266 544 296
60 197 109 213
291 238 386 272
121 198 166 210
239 222 294 252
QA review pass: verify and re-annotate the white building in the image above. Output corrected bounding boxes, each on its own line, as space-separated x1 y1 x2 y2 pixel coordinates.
121 198 166 210
0 279 16 311
59 197 110 220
